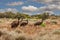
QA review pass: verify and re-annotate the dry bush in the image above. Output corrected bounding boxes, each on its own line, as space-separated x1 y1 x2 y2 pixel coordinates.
15 36 26 40
0 19 60 40
0 28 33 40
53 29 60 35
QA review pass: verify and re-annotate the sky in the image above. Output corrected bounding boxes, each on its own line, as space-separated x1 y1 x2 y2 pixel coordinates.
0 0 60 15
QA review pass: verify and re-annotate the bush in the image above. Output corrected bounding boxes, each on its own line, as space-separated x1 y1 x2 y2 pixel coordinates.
15 30 22 34
15 36 26 40
53 30 60 35
41 23 46 27
51 21 57 24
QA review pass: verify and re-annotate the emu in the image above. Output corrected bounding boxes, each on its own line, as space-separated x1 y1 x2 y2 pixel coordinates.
11 18 20 28
20 19 28 26
34 19 43 26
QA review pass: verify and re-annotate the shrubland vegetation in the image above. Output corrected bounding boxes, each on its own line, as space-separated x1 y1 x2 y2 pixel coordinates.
0 12 30 19
0 12 60 20
0 11 60 40
0 11 60 19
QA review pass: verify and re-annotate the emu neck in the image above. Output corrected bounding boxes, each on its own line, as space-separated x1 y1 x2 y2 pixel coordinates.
18 20 19 24
20 18 23 22
41 19 43 23
27 20 28 24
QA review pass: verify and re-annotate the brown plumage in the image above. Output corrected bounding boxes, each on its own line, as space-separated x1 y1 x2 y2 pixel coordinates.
11 18 20 28
20 20 28 26
34 19 43 26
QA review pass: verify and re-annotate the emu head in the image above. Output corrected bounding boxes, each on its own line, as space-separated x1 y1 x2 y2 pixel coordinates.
17 17 20 20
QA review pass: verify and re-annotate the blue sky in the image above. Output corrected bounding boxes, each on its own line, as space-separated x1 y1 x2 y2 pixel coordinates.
0 0 60 15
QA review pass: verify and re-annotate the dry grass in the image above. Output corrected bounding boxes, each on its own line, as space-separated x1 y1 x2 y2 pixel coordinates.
0 19 60 40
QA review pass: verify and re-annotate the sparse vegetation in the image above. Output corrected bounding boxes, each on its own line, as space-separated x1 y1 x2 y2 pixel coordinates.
0 11 60 40
40 23 46 27
51 21 57 24
53 30 60 35
16 36 26 40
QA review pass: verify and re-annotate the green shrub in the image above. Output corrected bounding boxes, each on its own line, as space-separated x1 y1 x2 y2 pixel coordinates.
15 30 22 33
41 23 46 27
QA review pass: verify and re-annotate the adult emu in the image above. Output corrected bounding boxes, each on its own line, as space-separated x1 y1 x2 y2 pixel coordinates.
11 18 21 28
20 20 28 26
34 19 43 26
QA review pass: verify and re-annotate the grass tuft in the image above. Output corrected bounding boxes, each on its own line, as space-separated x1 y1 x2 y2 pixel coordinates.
53 30 60 35
15 36 26 40
41 23 46 27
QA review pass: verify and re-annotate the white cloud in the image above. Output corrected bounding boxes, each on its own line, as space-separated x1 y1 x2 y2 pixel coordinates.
0 8 18 13
27 0 60 12
39 4 60 11
33 0 52 3
28 0 53 3
44 11 54 14
6 1 24 6
37 4 60 15
0 9 6 13
22 5 38 12
28 0 60 5
21 4 60 15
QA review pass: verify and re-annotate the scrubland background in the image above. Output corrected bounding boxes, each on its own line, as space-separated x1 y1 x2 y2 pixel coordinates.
0 12 60 40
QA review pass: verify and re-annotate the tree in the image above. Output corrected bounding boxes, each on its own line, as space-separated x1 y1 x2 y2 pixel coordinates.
41 12 49 20
4 12 15 18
